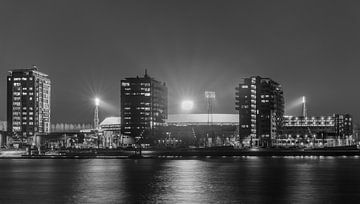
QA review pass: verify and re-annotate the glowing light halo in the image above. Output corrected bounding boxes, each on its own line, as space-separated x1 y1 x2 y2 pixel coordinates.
95 97 100 106
181 100 194 111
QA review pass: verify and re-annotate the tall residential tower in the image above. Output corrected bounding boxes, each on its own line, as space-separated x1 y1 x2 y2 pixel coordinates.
7 66 51 144
235 76 284 147
120 70 167 142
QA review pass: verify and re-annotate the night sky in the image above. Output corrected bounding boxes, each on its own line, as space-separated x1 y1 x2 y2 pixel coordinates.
1 0 360 124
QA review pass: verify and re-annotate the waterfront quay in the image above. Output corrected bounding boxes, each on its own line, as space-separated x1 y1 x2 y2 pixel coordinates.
3 145 359 159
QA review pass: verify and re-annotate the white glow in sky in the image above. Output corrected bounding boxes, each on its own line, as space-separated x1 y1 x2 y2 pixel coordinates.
95 98 100 106
181 100 194 111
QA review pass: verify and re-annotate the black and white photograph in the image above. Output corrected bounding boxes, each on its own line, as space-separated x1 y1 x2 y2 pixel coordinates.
0 0 360 203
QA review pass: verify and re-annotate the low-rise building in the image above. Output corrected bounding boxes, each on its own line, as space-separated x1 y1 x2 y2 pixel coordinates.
279 114 353 146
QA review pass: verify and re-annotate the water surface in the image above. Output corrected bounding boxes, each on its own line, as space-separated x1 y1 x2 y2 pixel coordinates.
0 157 359 203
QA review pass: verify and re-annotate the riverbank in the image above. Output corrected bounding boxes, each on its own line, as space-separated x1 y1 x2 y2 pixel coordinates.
1 146 360 159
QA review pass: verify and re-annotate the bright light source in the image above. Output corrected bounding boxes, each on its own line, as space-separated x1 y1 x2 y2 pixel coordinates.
95 98 100 106
205 91 216 99
181 100 194 111
302 96 306 103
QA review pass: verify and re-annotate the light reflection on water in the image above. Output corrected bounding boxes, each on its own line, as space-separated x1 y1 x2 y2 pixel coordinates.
0 157 360 203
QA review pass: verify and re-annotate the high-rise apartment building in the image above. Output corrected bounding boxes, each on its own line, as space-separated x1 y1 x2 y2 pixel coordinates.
7 66 51 144
235 76 284 147
120 70 167 141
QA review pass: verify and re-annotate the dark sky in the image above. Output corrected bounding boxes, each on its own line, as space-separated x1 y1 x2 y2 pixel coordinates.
1 0 360 124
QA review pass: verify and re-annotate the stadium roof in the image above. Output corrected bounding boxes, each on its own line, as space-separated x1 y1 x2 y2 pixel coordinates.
100 117 121 126
166 114 238 125
99 114 239 127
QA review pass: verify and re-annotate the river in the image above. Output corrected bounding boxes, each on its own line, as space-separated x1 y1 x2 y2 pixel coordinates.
0 157 359 203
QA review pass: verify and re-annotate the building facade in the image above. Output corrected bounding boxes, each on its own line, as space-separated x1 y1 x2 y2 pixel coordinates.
120 70 167 141
7 67 51 144
282 114 353 139
235 76 284 147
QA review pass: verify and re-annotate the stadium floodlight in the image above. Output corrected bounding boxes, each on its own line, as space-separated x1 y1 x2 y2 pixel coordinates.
94 97 100 130
205 91 216 99
302 96 307 117
181 100 194 111
95 97 100 106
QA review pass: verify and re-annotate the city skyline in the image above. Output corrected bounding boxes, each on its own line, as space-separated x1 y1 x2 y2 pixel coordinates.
1 0 360 123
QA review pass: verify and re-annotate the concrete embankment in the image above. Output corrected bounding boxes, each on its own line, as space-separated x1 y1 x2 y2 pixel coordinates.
4 147 360 159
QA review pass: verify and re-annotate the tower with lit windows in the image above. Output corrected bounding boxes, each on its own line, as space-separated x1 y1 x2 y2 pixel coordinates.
120 70 167 141
7 66 51 144
235 76 284 147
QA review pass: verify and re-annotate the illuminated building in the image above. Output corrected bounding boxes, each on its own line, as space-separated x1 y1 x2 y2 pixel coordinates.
282 114 353 140
100 114 238 147
166 114 238 126
99 117 133 148
120 70 167 140
165 114 238 147
235 76 284 147
7 66 51 144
